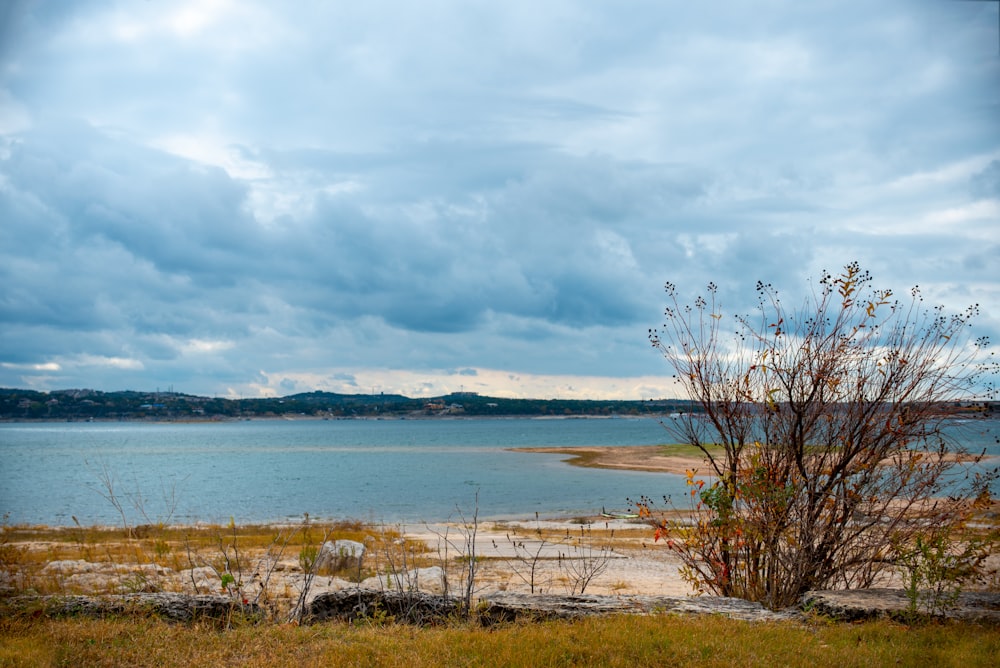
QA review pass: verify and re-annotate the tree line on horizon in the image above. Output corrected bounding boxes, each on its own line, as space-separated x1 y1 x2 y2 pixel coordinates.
0 387 700 420
1 386 994 422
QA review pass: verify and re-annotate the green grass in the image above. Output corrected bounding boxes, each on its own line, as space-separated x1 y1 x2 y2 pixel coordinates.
657 443 725 458
1 614 998 667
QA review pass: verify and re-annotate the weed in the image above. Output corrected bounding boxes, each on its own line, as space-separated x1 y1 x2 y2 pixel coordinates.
896 530 989 619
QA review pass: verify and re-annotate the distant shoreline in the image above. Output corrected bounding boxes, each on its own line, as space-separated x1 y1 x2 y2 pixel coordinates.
0 414 669 424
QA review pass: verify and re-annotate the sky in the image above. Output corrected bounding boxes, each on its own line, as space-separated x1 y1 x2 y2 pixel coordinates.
0 1 998 400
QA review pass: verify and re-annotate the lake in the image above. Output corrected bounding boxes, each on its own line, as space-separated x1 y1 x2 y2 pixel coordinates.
0 417 686 526
1 417 996 527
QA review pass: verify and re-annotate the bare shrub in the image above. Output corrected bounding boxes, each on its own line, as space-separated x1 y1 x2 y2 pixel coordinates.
558 524 614 595
495 522 553 594
636 263 998 609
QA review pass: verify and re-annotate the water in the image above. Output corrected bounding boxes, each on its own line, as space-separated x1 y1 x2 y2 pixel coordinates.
0 418 686 526
1 417 996 527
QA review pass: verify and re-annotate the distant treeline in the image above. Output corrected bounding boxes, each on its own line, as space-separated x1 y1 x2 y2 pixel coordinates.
0 388 697 421
3 388 994 422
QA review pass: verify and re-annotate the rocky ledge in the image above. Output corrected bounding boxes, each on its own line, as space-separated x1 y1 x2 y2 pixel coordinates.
4 589 999 624
305 589 804 624
802 589 1000 623
0 593 262 623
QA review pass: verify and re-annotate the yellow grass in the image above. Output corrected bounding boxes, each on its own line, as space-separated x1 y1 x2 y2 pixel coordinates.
1 614 998 667
1 521 428 600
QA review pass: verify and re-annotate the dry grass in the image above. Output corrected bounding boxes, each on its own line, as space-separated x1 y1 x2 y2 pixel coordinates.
0 520 430 610
1 613 998 667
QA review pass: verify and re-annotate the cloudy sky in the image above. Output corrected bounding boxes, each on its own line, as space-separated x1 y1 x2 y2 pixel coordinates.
1 1 998 400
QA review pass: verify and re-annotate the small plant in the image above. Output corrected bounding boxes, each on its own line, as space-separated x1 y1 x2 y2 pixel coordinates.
453 493 481 615
377 536 422 592
288 516 332 624
298 545 318 573
425 492 483 617
152 539 171 560
122 570 157 594
609 579 630 593
895 530 988 619
352 601 393 627
69 516 93 561
558 524 614 595
498 527 552 594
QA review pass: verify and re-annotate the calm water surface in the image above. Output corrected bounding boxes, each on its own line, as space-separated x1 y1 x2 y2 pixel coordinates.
1 417 996 527
0 418 685 526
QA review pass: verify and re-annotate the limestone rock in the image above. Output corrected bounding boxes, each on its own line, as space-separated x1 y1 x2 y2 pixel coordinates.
359 566 447 595
41 560 109 575
315 539 366 573
478 593 801 623
306 588 458 624
3 593 261 622
802 589 1000 622
305 589 800 624
179 567 219 592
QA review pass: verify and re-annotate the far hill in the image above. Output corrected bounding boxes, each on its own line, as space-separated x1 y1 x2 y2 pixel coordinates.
0 387 695 421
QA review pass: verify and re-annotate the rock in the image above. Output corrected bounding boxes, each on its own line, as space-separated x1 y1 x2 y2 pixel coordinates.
14 588 998 626
359 566 447 595
2 593 262 623
305 589 800 625
179 567 219 592
477 593 801 623
37 560 173 594
409 566 447 595
306 588 459 624
297 575 356 601
41 560 108 575
802 589 1000 622
135 563 173 576
315 540 366 573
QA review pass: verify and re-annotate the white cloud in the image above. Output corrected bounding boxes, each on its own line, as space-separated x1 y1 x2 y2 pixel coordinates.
178 339 236 355
149 134 272 180
70 355 145 371
1 362 61 372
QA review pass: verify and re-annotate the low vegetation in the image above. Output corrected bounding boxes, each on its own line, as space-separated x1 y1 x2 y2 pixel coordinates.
0 518 433 621
2 514 999 665
3 611 999 667
0 514 635 619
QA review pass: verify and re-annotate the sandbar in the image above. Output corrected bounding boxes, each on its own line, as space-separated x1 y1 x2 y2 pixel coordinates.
513 445 994 476
513 445 711 476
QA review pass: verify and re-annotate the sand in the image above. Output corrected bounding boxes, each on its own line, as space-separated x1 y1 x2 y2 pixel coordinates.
514 445 713 476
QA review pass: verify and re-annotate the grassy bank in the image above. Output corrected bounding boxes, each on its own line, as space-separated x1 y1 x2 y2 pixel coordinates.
2 613 999 667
